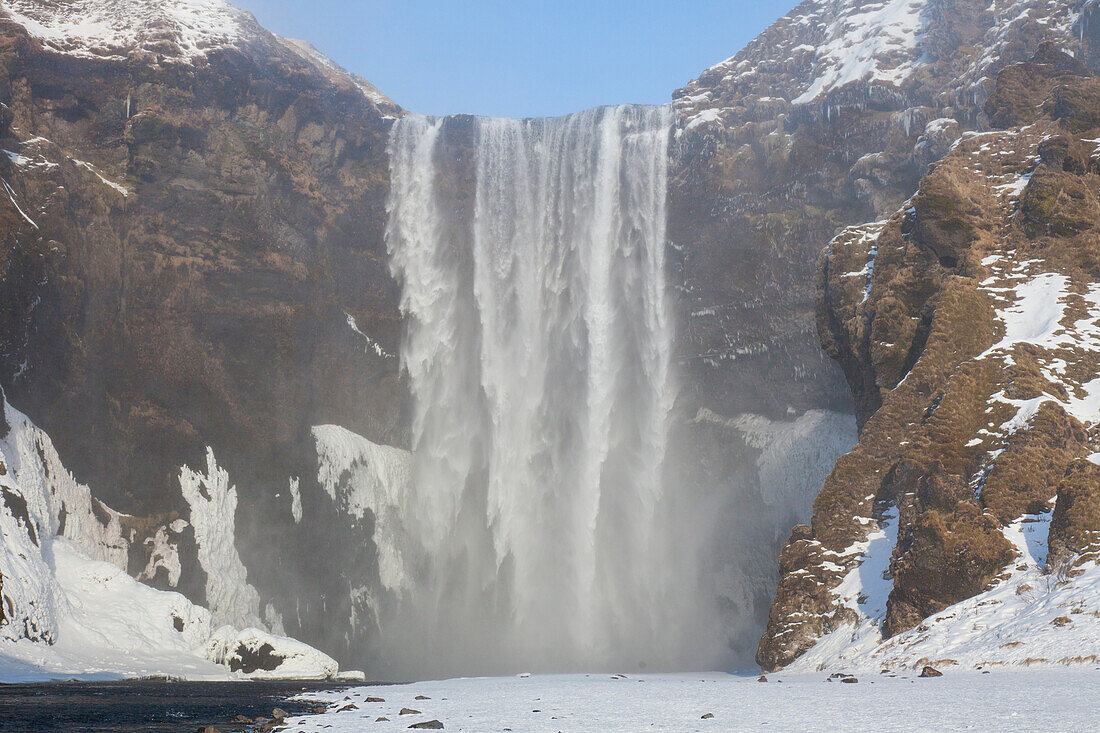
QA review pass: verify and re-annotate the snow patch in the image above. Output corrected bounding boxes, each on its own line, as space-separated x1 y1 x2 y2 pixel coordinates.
344 312 395 359
179 447 275 633
288 476 302 524
3 0 248 62
792 0 928 104
312 425 411 594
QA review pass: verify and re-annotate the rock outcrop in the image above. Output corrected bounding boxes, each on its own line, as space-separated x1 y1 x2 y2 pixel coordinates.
0 0 405 665
667 0 1100 662
758 44 1100 672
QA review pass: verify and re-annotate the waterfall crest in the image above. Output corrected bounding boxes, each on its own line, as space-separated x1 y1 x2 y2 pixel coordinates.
383 105 711 677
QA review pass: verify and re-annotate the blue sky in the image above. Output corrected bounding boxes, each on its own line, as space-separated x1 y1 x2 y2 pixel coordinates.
232 1 798 118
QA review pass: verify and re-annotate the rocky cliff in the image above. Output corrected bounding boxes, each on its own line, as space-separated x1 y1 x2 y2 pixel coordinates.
0 0 405 666
757 43 1100 672
667 0 1100 662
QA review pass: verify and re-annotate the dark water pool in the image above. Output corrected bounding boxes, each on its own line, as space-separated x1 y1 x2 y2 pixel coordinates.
0 680 359 732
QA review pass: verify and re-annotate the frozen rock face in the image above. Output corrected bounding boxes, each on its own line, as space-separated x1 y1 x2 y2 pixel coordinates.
0 0 405 666
758 46 1100 672
666 0 1100 664
179 447 276 633
0 391 337 680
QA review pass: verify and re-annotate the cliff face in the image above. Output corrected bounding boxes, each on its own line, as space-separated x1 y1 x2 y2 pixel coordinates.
757 44 1100 672
0 0 405 663
665 0 1100 662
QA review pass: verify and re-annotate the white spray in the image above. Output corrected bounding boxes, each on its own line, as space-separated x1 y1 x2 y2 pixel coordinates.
381 105 717 678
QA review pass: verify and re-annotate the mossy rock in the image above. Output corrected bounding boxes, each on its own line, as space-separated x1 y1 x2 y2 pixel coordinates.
884 466 1016 638
1047 461 1100 572
909 173 981 268
980 402 1087 524
1043 77 1100 133
1019 167 1100 237
1037 135 1089 174
984 45 1088 129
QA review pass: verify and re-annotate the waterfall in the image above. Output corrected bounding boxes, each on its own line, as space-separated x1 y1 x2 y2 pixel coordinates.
383 105 708 677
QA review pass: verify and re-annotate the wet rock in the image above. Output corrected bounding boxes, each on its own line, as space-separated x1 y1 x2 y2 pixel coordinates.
919 666 943 678
309 706 327 714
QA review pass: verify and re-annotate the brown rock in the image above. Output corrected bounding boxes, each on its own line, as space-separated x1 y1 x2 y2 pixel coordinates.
1047 460 1100 573
759 41 1100 671
400 708 421 716
0 3 405 667
884 467 1016 638
408 722 444 730
919 666 943 678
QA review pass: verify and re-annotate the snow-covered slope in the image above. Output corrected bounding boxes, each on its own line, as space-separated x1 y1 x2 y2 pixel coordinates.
0 540 334 682
0 393 339 681
675 0 1093 126
788 508 1100 672
2 0 250 62
0 0 400 110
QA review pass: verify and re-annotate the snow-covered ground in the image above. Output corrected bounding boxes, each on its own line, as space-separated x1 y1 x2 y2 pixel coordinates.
790 511 1100 673
0 536 340 683
287 669 1100 732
